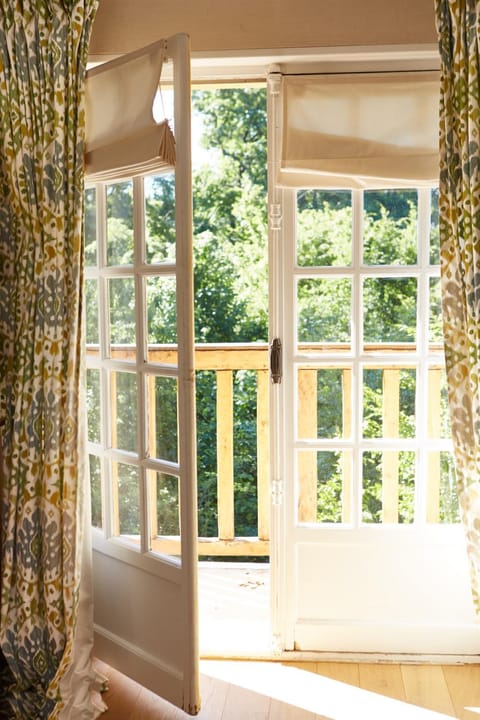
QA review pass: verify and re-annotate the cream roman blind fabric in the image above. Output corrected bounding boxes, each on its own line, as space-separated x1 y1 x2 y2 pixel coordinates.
279 71 439 189
85 39 175 181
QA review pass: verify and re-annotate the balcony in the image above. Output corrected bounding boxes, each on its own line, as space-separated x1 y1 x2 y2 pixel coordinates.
87 342 457 560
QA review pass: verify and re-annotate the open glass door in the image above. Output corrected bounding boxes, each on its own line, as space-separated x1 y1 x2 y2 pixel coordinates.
84 35 200 714
268 68 480 655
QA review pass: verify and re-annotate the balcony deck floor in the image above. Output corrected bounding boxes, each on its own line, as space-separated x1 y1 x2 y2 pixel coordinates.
198 562 272 657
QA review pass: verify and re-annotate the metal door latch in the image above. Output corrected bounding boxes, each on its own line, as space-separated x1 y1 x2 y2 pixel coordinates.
270 337 282 384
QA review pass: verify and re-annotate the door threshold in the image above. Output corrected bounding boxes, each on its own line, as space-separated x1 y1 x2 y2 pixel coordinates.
199 650 480 665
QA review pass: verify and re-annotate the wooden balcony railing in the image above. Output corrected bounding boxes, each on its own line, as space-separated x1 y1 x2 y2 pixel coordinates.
88 343 453 559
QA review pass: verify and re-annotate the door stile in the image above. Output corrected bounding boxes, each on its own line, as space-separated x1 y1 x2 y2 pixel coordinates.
267 70 293 652
171 32 200 713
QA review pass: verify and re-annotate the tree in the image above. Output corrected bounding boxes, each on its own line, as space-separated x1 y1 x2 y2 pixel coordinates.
191 89 268 544
192 88 268 343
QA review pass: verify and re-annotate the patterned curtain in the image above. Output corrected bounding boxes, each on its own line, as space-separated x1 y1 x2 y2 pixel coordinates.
436 0 480 616
0 1 98 717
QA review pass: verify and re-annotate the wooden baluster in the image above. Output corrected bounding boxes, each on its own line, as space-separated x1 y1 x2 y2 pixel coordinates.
257 369 270 542
342 368 353 524
148 375 158 539
110 370 120 536
297 368 318 523
216 370 235 541
382 369 400 523
427 368 442 523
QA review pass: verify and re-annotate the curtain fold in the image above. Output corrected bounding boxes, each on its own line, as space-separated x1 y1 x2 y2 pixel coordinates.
436 0 480 616
0 1 100 717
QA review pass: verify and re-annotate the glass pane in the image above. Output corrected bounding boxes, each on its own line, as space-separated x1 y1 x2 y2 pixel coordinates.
440 452 459 523
363 277 417 343
297 278 351 343
363 369 383 439
297 368 349 439
86 368 101 443
145 174 176 264
112 372 137 452
398 369 417 438
154 471 180 535
427 366 451 439
363 368 416 440
430 188 440 265
362 450 415 524
296 189 352 267
149 375 178 463
114 462 140 536
109 277 136 348
85 187 97 266
429 277 442 343
297 450 351 524
85 278 99 346
107 181 134 265
363 190 418 265
146 276 178 351
426 451 459 524
89 455 102 529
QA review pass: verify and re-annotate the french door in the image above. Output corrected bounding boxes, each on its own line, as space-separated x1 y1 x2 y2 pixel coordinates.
268 73 480 655
85 35 200 714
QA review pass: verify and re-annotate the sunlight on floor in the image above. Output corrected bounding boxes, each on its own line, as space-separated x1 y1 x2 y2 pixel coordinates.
200 661 453 720
465 709 480 715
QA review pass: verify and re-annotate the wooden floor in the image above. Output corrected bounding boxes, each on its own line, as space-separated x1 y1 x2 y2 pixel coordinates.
95 658 480 719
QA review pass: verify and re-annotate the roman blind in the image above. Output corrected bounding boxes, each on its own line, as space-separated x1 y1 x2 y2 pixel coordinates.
85 39 175 181
278 71 440 189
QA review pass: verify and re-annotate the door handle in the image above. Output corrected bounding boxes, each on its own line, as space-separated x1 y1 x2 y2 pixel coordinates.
270 338 282 384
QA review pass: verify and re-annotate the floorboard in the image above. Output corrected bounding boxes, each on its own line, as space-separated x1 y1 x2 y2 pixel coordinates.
442 665 480 720
95 658 480 719
358 662 406 701
315 661 361 687
401 664 455 716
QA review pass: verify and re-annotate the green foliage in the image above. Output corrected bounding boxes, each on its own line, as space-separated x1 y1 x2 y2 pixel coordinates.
192 88 268 343
363 202 417 265
195 371 219 537
84 187 97 266
107 181 133 229
297 204 352 267
316 452 343 523
233 371 259 536
145 174 176 263
156 473 180 535
192 88 267 189
364 189 418 222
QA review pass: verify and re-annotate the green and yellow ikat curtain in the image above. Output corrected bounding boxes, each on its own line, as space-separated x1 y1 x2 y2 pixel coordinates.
0 1 98 717
436 0 480 616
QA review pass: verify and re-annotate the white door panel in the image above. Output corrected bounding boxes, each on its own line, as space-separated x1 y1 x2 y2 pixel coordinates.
87 34 200 713
93 550 187 707
268 70 480 656
292 529 477 653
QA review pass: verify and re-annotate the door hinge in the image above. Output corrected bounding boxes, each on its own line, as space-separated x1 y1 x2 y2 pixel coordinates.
269 203 282 231
270 337 282 384
271 478 284 506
